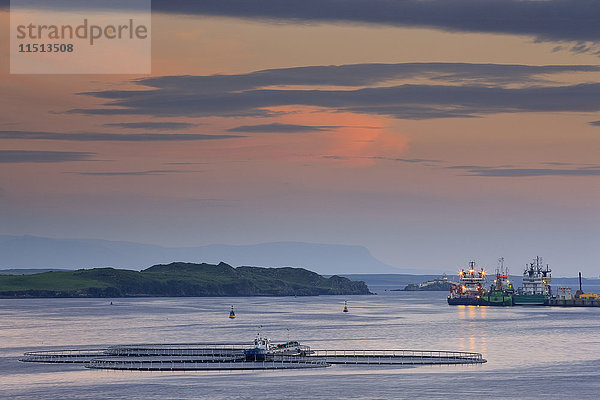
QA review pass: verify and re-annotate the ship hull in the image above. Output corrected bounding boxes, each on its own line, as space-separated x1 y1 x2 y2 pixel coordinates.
244 349 267 361
480 292 513 306
513 294 546 305
447 297 480 306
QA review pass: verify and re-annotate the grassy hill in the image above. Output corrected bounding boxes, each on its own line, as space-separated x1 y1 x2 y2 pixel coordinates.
0 262 371 298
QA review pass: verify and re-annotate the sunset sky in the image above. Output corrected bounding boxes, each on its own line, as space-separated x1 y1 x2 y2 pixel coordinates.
1 1 599 275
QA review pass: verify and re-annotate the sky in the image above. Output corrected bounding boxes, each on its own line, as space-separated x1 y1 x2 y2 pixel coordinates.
1 1 599 276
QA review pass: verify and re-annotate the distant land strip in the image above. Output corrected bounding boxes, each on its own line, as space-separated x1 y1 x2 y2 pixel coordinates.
0 262 371 298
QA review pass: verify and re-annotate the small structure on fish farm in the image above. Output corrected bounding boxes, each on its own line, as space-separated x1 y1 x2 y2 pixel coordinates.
19 332 486 371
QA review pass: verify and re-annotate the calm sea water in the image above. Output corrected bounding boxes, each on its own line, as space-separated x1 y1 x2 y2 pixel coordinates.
1 291 599 399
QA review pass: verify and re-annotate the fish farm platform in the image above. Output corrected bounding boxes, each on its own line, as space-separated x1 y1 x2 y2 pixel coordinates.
20 343 486 371
546 298 600 307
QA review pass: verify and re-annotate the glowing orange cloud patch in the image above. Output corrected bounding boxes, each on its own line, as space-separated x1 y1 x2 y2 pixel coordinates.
272 107 409 166
195 106 409 167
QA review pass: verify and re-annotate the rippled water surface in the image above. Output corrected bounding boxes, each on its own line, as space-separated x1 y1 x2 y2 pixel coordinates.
1 291 599 399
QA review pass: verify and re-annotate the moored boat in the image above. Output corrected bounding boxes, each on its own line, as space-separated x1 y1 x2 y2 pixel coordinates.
513 256 551 305
244 331 272 361
447 261 486 306
480 257 514 306
244 329 312 360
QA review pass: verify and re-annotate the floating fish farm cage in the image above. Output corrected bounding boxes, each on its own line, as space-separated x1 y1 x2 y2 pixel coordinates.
20 343 486 371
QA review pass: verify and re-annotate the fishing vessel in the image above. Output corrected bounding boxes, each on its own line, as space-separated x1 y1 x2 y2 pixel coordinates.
480 257 514 306
447 261 486 305
513 256 551 305
244 330 272 361
244 328 311 360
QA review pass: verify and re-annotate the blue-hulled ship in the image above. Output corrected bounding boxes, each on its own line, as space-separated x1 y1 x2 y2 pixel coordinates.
447 261 486 305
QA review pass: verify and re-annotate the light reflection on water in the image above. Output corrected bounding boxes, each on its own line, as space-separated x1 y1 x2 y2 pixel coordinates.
1 291 600 399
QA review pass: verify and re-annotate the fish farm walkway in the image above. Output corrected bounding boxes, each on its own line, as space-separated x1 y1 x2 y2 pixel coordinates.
20 344 486 371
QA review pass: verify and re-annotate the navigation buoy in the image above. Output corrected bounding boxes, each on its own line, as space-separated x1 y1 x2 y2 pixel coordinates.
229 305 236 319
343 300 348 313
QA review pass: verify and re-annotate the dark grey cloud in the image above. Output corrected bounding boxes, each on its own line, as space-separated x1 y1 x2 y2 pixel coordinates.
589 121 600 127
103 122 198 130
69 62 600 120
147 0 600 43
0 150 96 163
0 131 242 141
2 1 597 49
164 162 209 165
87 63 600 96
228 123 339 133
449 165 600 177
541 161 599 167
324 155 439 163
0 0 147 12
71 169 187 176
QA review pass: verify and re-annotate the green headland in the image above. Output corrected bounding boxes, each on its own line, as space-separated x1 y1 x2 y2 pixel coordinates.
0 262 371 298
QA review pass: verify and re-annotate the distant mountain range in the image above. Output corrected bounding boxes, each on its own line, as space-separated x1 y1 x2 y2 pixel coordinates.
0 235 404 275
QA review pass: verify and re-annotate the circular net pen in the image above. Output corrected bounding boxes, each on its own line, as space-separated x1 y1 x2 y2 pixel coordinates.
20 343 486 371
88 356 330 371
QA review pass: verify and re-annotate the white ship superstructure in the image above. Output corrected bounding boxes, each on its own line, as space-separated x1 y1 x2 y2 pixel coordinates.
520 256 551 296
